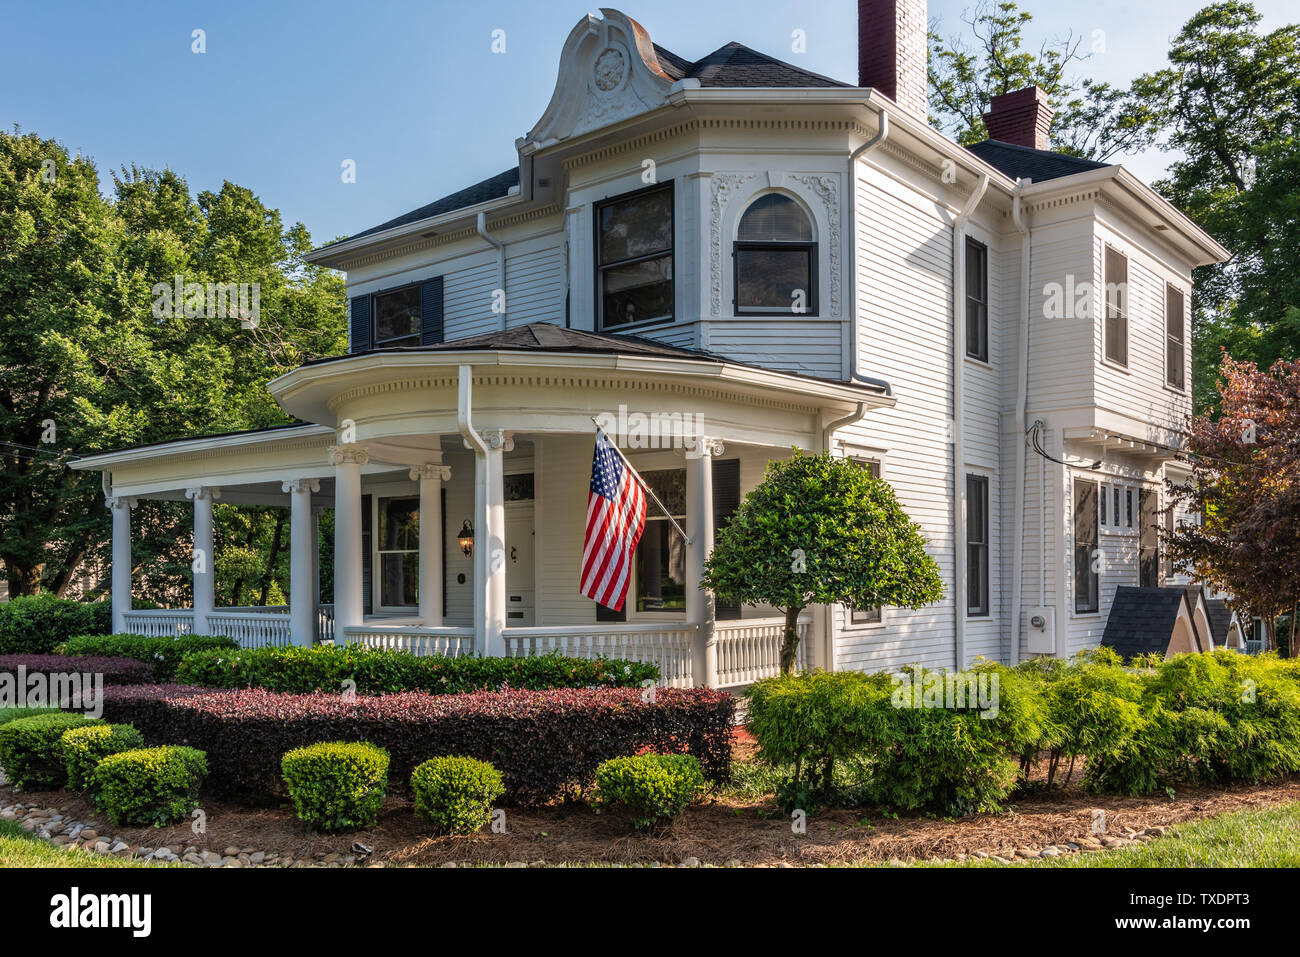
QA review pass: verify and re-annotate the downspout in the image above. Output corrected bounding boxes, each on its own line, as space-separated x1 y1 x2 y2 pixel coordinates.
476 212 506 331
457 365 491 653
951 171 990 671
1009 178 1031 663
819 401 869 676
845 109 888 383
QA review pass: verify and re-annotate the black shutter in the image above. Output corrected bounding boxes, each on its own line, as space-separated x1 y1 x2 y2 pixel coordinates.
712 458 741 620
420 277 444 345
349 295 371 354
360 494 372 616
596 600 626 622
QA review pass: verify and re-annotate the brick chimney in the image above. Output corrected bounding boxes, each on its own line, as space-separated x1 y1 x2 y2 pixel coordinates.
858 0 928 120
983 86 1054 150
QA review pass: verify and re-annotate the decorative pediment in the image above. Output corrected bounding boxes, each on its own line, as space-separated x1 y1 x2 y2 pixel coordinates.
520 9 678 153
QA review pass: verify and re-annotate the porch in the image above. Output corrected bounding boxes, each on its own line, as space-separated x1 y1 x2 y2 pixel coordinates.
72 328 891 688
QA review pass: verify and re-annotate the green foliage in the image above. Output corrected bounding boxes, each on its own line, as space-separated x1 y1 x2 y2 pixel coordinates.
594 754 706 830
0 712 104 789
59 723 145 792
93 746 208 827
0 706 62 726
281 742 390 833
174 643 658 695
410 757 505 835
0 596 108 654
61 633 238 682
704 451 942 674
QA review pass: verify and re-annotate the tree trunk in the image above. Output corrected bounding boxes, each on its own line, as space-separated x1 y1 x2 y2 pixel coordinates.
1290 603 1298 659
779 605 803 676
259 511 286 606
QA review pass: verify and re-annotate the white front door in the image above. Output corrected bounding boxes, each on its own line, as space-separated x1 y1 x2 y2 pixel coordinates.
504 501 535 626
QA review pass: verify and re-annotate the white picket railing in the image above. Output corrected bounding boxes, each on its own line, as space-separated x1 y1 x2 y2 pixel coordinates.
121 609 195 637
343 626 475 658
714 615 812 688
503 622 698 688
206 611 293 649
316 603 335 645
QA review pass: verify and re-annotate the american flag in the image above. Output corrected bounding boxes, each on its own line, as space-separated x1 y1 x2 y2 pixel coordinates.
580 428 647 611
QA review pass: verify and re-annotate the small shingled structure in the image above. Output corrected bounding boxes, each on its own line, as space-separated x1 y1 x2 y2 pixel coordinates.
1101 586 1193 660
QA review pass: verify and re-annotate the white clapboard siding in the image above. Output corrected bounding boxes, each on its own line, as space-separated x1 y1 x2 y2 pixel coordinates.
505 242 566 328
702 320 843 380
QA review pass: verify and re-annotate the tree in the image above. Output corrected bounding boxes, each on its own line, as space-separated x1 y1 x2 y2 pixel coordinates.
703 452 944 675
927 0 1159 159
1165 355 1300 655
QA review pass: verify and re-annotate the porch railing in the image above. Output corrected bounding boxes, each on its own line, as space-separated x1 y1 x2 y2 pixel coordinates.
342 625 475 658
503 623 698 688
206 611 293 649
713 615 812 688
121 609 195 637
120 605 331 649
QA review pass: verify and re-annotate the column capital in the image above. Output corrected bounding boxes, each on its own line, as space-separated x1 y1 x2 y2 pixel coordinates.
481 429 514 452
409 464 452 482
105 495 137 511
329 444 370 466
184 486 222 502
281 479 321 495
685 436 725 459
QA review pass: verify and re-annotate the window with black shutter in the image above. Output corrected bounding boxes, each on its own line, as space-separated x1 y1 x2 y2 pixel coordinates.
349 278 444 353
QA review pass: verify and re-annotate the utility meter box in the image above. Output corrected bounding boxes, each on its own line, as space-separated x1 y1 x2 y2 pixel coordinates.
1023 607 1055 655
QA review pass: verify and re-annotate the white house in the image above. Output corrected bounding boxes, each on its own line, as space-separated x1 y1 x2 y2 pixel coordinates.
71 0 1230 687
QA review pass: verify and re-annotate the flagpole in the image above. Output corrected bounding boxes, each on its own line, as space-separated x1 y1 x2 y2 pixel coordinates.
590 417 694 545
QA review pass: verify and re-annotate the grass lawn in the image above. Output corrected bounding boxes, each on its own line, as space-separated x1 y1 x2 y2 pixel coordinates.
0 819 169 869
949 801 1300 868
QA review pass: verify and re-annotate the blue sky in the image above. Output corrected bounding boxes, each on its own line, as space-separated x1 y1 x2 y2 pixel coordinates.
2 0 1293 248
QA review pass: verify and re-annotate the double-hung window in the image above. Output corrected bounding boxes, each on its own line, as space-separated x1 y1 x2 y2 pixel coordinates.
850 458 883 624
596 183 674 329
1104 246 1128 365
1074 479 1100 613
966 474 990 616
376 496 419 608
734 194 817 315
966 238 988 361
1166 284 1186 390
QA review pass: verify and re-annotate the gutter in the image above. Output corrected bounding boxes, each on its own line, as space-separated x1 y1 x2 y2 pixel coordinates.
951 171 990 671
1009 178 1031 664
476 212 507 330
845 108 888 385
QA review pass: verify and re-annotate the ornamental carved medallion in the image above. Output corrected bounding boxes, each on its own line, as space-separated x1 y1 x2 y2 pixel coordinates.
593 48 627 92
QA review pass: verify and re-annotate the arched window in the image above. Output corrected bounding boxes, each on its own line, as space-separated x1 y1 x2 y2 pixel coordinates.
734 193 816 315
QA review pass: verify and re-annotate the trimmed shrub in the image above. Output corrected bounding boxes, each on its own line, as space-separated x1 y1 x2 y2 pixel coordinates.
174 644 659 695
281 742 390 832
60 724 146 791
61 634 238 682
595 754 705 830
101 684 735 806
0 713 104 789
93 746 208 827
0 654 154 688
0 596 109 655
411 756 504 834
0 706 63 726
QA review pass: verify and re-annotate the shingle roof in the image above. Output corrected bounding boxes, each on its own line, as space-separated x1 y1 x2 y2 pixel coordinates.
653 41 848 88
1205 598 1233 647
336 167 520 246
965 139 1110 183
1101 586 1189 660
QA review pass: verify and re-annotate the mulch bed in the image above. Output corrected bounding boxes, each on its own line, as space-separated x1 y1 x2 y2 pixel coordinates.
7 735 1299 867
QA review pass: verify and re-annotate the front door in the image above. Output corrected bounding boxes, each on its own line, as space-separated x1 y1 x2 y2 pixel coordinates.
504 501 535 626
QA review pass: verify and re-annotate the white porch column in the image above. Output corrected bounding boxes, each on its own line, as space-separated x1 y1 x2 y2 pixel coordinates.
330 445 368 637
106 495 136 634
283 479 320 646
480 430 512 657
410 463 451 627
185 487 220 634
686 437 723 688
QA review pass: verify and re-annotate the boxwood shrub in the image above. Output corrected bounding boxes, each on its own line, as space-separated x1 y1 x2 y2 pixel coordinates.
93 746 208 827
0 654 154 689
174 644 659 695
0 712 105 790
60 724 146 791
61 634 238 682
281 742 390 832
0 706 63 726
410 756 504 834
595 754 705 830
102 684 734 806
0 595 109 655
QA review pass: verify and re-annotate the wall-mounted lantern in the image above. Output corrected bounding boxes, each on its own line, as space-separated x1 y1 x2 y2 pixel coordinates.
458 520 474 557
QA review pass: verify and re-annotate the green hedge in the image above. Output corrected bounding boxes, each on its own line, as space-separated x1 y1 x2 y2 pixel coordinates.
0 713 105 790
174 643 659 695
595 754 705 830
0 706 63 726
61 634 238 682
410 756 504 835
94 746 208 827
60 724 146 792
0 596 110 655
282 742 390 833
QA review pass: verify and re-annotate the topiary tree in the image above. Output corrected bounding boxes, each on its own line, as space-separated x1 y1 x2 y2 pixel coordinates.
703 451 944 675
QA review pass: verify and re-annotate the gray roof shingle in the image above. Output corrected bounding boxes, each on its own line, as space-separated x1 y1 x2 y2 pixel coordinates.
965 139 1110 183
1101 586 1189 660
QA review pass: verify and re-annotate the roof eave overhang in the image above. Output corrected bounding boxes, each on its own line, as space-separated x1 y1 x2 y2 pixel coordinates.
70 424 335 472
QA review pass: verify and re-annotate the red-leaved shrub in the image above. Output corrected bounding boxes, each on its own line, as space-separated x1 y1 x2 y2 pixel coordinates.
0 655 153 687
101 684 734 806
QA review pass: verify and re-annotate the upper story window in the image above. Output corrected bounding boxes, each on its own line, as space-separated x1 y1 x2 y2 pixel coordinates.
966 238 988 361
372 286 421 347
1104 246 1128 366
1165 284 1186 391
734 194 816 315
596 183 674 329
